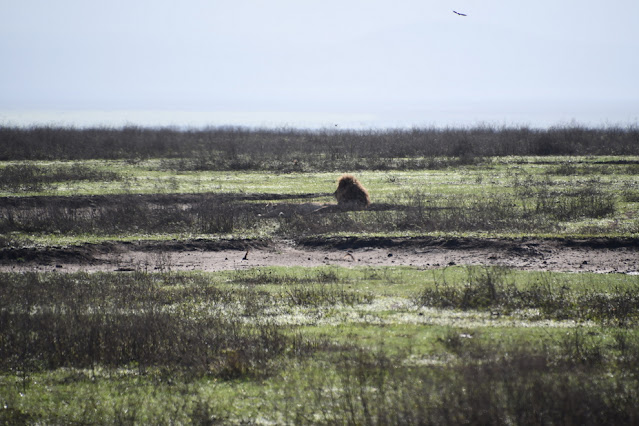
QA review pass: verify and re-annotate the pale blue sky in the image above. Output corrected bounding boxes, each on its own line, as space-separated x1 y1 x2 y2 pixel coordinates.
1 0 638 128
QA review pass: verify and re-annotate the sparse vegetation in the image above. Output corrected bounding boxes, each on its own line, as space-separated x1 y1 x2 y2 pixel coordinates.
1 124 639 423
2 154 636 241
0 182 624 238
1 267 638 423
416 266 639 325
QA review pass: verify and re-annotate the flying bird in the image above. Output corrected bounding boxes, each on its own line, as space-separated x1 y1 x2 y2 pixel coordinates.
453 10 467 16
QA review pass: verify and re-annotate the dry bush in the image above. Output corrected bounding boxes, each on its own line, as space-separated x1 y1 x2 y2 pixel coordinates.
0 272 287 378
3 124 639 164
278 335 639 425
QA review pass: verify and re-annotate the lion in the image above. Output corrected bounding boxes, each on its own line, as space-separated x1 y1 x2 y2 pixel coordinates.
334 174 370 208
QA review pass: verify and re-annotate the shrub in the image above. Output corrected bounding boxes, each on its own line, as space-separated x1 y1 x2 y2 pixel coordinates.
0 272 287 378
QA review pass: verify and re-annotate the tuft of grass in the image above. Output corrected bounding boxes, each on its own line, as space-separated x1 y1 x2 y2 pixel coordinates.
229 267 342 286
283 284 374 307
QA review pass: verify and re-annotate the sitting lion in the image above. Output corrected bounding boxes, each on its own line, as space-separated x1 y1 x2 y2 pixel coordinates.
334 174 370 208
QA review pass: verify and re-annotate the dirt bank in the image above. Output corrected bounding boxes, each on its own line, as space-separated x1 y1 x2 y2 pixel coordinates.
2 237 637 274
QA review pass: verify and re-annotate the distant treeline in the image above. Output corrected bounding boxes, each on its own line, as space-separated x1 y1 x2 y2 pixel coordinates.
1 124 638 163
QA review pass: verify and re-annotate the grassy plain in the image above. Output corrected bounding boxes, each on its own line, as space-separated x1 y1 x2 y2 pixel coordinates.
1 125 639 423
2 267 639 424
1 155 639 247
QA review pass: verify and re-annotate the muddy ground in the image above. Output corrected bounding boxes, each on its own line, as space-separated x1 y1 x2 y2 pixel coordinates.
2 237 638 275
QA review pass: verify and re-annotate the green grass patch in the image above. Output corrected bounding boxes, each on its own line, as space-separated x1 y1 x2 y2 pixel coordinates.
2 266 638 423
3 156 637 242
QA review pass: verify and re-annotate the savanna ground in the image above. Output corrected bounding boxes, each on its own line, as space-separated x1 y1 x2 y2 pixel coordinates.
1 125 639 424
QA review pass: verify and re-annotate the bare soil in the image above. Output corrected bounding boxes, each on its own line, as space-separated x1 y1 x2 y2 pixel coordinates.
2 237 638 274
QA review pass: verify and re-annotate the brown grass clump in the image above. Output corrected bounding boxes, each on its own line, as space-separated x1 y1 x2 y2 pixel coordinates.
334 174 370 208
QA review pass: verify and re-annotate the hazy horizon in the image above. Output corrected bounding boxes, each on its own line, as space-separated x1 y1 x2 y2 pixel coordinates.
1 101 638 131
